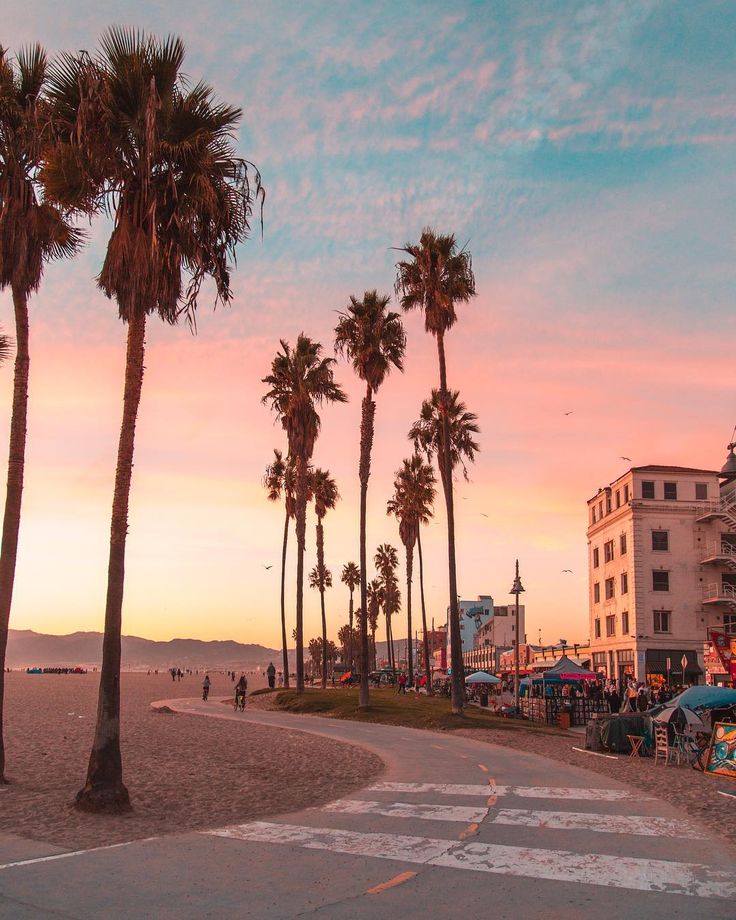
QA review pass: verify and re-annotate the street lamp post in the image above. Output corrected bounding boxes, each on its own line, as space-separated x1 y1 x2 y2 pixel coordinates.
510 559 525 715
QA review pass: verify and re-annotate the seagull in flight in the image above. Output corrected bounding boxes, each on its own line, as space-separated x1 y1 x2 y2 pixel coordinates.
620 456 632 462
480 513 489 518
564 411 573 416
262 565 273 570
561 569 573 574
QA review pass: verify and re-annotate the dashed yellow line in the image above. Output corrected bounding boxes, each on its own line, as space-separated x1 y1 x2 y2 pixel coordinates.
458 822 480 840
367 871 417 894
478 763 489 773
487 775 498 808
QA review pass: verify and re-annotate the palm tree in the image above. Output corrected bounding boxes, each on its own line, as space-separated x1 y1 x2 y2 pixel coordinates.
43 29 263 811
395 228 476 715
335 291 405 708
263 337 346 694
340 562 360 671
409 389 480 501
387 455 436 689
309 563 333 687
374 543 399 673
263 449 296 689
310 468 339 689
366 580 382 671
0 44 82 782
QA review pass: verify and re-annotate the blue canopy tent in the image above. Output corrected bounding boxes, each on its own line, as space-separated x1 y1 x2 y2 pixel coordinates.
466 671 501 684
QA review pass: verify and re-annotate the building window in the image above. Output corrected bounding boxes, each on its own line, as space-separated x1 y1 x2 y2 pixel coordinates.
695 482 708 500
593 583 600 603
598 501 603 518
591 507 597 524
624 484 630 502
605 615 616 637
664 482 677 500
593 547 599 568
621 611 629 634
594 619 601 639
652 530 669 552
642 481 655 499
652 571 670 592
604 540 614 563
724 614 736 636
605 578 615 600
606 495 612 514
620 533 627 555
621 572 628 594
653 610 671 633
615 490 621 508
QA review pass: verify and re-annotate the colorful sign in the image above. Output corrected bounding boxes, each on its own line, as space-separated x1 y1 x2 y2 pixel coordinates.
704 722 736 779
708 630 736 680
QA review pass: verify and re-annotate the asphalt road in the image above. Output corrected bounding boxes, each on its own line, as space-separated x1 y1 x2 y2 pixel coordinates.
1 697 734 919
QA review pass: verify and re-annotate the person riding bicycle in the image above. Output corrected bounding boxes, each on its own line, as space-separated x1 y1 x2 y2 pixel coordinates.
202 674 211 701
235 673 247 709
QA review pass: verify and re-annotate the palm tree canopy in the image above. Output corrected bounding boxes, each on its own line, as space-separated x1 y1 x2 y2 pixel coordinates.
41 27 263 325
409 389 480 480
262 335 347 461
0 44 83 293
309 565 332 591
374 543 398 577
382 570 401 616
334 290 406 393
341 561 360 591
387 454 436 549
394 227 475 338
310 467 339 521
366 578 382 631
263 448 286 502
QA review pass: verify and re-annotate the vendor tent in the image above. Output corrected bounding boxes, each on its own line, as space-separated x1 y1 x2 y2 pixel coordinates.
466 671 501 684
535 654 597 681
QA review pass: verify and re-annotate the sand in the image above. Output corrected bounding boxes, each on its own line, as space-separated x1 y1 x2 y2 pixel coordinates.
0 671 383 851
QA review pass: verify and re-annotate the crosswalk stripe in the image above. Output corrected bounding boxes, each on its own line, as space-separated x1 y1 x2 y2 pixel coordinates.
369 782 642 801
491 809 702 838
323 799 488 823
205 821 735 900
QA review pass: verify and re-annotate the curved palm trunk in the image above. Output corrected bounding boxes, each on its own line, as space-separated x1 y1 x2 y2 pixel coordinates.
405 543 414 685
280 507 290 689
294 456 308 694
358 385 375 708
0 285 30 783
417 529 433 694
316 517 327 689
437 333 464 715
76 311 146 812
347 588 354 671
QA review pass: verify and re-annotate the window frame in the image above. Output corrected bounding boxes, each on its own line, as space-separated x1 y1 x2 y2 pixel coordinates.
621 611 629 634
604 540 614 563
605 577 615 600
652 570 670 592
593 582 600 604
653 610 671 633
624 484 630 502
642 480 655 499
621 572 628 595
592 547 600 568
651 530 669 552
594 618 601 639
605 614 616 637
663 481 677 501
695 482 708 501
620 533 627 555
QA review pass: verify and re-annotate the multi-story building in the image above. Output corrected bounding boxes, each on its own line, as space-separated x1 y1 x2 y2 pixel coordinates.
420 627 447 672
587 446 736 684
463 604 526 672
449 596 495 657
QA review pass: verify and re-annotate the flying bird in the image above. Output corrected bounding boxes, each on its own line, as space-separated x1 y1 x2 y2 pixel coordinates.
620 456 631 461
262 565 273 570
480 513 489 518
564 411 573 416
561 569 573 574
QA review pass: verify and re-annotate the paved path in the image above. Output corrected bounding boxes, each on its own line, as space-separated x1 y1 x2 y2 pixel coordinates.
0 697 734 919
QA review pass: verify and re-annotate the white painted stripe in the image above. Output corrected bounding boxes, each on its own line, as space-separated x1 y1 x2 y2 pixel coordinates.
205 821 736 900
323 799 488 823
207 821 453 863
369 782 641 801
0 840 136 872
491 809 703 838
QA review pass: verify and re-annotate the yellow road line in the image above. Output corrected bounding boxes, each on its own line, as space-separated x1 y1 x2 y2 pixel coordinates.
366 871 417 894
478 763 489 773
458 822 480 840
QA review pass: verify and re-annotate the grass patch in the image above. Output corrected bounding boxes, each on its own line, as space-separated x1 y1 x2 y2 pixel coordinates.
272 688 562 735
249 687 279 697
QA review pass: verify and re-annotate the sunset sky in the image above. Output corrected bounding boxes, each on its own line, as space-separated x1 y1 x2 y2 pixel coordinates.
2 0 735 650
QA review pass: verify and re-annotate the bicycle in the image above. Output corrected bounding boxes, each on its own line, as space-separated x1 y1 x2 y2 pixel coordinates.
202 685 210 701
234 690 246 711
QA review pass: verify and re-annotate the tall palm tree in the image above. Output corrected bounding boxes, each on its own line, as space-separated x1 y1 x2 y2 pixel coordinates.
311 468 339 689
340 561 360 671
43 29 263 811
335 291 405 708
0 44 82 782
374 543 399 673
263 449 295 689
395 228 476 715
263 337 346 694
366 579 382 671
387 455 436 689
308 563 333 686
409 389 480 501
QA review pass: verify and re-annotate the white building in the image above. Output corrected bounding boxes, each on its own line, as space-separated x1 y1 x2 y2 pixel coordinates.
463 604 526 673
587 445 736 684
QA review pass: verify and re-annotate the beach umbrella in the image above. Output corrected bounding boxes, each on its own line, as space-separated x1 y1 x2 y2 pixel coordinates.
466 671 501 684
656 705 706 730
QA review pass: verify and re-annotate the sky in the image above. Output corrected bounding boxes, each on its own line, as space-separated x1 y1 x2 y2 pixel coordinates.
2 0 735 650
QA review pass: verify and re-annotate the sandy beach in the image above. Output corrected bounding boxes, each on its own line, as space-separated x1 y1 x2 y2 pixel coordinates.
1 671 383 850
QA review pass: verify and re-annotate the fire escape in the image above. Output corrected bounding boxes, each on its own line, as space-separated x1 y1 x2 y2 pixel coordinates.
698 445 736 610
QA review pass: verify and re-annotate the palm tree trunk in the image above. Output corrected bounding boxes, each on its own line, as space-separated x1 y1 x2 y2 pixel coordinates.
417 529 433 694
76 311 147 812
370 626 376 671
358 385 375 708
405 543 414 685
436 332 464 715
294 456 308 694
317 518 327 689
0 285 30 783
280 507 290 689
348 588 354 672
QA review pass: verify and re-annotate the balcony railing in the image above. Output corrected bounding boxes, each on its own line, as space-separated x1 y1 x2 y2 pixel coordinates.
700 541 736 565
702 582 736 604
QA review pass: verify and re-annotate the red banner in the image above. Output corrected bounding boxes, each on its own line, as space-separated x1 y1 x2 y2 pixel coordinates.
709 629 736 680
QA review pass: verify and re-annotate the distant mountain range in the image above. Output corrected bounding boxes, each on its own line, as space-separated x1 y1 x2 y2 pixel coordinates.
6 629 288 670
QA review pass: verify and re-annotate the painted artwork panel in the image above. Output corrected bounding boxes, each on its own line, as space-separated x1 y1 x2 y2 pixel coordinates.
704 723 736 779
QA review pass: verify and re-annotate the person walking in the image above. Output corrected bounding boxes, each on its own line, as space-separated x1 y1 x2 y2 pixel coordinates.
202 674 211 701
398 672 407 694
267 662 276 689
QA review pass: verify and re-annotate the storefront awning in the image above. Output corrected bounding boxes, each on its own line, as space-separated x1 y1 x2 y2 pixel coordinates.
645 649 703 675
